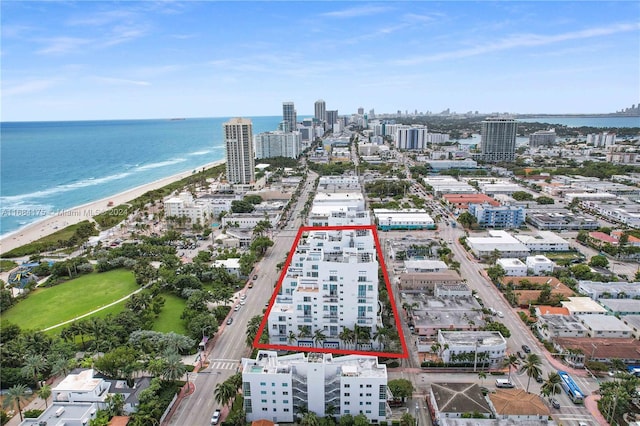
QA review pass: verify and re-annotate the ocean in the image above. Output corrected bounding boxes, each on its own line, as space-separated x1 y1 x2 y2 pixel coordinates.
0 117 281 237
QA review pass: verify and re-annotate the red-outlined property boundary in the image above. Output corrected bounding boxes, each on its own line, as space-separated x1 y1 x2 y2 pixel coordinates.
253 224 409 358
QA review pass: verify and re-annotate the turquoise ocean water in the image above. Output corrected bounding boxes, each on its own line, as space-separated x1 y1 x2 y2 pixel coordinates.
0 117 281 237
1 115 638 237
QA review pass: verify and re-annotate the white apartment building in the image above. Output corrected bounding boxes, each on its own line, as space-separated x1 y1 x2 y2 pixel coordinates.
404 259 449 273
268 229 380 350
254 131 302 159
373 209 435 230
526 255 555 275
242 351 389 423
466 230 529 259
438 331 507 368
309 206 372 227
496 258 527 276
318 176 360 187
313 192 365 211
395 126 428 150
426 132 450 143
515 231 570 252
164 192 212 224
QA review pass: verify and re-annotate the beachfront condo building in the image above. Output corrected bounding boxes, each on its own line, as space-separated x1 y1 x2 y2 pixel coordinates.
267 228 381 350
282 101 297 133
254 131 302 160
315 99 326 122
479 118 517 163
242 351 390 423
224 118 255 184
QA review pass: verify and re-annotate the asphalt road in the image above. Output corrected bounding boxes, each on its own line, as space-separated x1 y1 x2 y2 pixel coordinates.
169 172 318 426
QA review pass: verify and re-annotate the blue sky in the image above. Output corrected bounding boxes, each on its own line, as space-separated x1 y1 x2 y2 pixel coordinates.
2 1 639 121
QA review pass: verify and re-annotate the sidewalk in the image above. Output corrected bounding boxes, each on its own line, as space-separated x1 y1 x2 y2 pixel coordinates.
585 394 609 426
4 376 63 426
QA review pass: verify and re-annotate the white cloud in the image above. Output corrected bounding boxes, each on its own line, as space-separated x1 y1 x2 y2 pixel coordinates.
93 76 151 86
395 22 640 65
37 37 91 55
321 5 392 18
3 79 58 96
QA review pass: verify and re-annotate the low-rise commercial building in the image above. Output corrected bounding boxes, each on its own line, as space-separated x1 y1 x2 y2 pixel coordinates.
526 209 599 231
525 255 555 275
578 281 640 300
600 299 640 316
438 331 507 368
442 194 500 211
561 297 608 315
489 389 551 421
466 231 529 259
397 271 463 294
373 209 435 230
535 314 588 340
404 259 449 273
496 258 527 276
514 231 570 252
621 315 640 339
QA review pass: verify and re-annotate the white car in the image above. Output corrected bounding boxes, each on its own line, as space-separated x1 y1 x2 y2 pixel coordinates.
234 305 240 311
240 300 246 305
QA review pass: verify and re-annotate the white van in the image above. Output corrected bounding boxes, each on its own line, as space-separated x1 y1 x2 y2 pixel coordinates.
495 378 514 388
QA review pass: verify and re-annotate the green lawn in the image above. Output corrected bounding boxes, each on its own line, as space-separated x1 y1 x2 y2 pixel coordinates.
2 269 138 331
152 293 187 335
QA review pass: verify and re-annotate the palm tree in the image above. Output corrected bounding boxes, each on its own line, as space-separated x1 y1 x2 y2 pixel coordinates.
2 384 28 421
298 325 312 340
611 358 626 381
299 411 320 426
37 384 52 408
313 329 326 347
504 354 520 382
478 371 487 387
246 315 262 347
520 353 543 392
21 353 46 389
214 381 237 408
162 352 187 382
540 372 562 397
287 330 297 345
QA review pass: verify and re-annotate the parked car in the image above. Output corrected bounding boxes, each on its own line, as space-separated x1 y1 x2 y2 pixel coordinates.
211 409 221 425
253 274 258 280
522 344 531 353
517 351 525 360
234 305 240 311
226 317 233 325
549 398 560 409
535 375 544 383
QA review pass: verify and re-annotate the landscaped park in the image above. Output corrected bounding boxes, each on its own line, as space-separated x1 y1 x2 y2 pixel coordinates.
1 269 139 331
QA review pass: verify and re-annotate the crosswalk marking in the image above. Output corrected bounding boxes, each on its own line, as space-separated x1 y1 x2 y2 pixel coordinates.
209 361 238 370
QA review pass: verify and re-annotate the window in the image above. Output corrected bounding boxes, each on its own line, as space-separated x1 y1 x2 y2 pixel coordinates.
284 408 290 412
260 382 266 386
261 399 267 403
344 393 350 397
366 402 372 405
366 384 372 388
366 393 372 397
282 383 288 387
283 400 289 404
261 391 266 395
283 391 288 395
312 265 318 270
345 401 350 405
262 408 268 412
344 384 350 388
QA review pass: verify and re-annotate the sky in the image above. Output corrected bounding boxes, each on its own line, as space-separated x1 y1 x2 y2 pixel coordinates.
1 1 639 121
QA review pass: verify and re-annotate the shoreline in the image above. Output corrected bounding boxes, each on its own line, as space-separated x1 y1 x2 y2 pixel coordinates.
0 160 225 255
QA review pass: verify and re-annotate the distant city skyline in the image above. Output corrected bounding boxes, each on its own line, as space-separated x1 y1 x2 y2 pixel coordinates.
1 1 639 121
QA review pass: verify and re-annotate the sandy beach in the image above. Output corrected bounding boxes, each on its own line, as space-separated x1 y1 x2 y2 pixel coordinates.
0 160 225 256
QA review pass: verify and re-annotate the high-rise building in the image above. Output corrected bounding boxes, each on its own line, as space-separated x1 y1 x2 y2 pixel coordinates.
282 101 297 133
254 131 302 159
395 126 428 150
242 351 389 423
326 110 339 130
224 118 255 184
268 228 380 349
480 118 517 162
314 99 326 122
357 107 364 115
529 129 557 148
